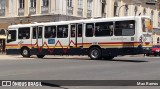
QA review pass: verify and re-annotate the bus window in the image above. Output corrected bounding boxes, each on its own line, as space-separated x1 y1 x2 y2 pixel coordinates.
71 25 76 37
18 27 30 39
86 23 94 37
33 27 37 39
38 27 42 38
57 25 68 38
115 20 135 36
78 24 82 37
95 22 113 37
7 30 16 43
45 26 56 38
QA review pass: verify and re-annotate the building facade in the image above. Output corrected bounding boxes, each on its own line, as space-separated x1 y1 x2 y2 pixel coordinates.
0 0 160 51
0 0 158 27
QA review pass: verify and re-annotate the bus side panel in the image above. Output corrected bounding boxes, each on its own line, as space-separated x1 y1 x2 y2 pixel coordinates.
30 48 88 55
101 47 144 57
6 49 21 55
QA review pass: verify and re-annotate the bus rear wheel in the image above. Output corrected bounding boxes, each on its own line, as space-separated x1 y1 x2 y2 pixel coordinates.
21 47 30 58
37 55 45 58
89 47 102 60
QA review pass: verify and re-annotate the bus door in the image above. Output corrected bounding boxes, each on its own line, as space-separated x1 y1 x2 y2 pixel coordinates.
70 23 83 48
37 26 43 46
32 26 43 47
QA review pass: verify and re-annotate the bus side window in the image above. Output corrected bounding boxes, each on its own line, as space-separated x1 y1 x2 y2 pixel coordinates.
38 27 42 38
78 24 82 37
95 22 113 37
45 26 56 38
18 27 30 39
71 25 76 37
115 20 135 36
33 27 37 39
86 23 94 37
57 25 68 38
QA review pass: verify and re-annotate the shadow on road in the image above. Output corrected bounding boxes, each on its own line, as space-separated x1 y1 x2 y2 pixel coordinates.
42 82 68 89
15 56 149 63
109 59 148 63
36 57 148 63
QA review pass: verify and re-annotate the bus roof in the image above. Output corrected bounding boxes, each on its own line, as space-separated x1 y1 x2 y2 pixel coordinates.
8 16 150 29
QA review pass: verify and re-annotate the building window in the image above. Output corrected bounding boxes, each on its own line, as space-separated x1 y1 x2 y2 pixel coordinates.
67 0 73 7
114 1 118 17
42 0 49 7
143 9 146 16
19 0 25 8
151 10 154 24
30 0 36 7
87 0 92 10
78 0 83 8
77 0 83 17
101 0 106 17
134 6 137 16
18 27 30 39
158 12 160 27
124 5 128 16
87 0 92 17
0 0 5 9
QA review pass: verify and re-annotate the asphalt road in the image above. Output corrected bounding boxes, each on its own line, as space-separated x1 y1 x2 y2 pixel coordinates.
0 55 160 89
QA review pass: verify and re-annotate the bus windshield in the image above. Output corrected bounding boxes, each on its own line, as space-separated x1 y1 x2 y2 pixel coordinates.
7 30 16 43
142 18 152 33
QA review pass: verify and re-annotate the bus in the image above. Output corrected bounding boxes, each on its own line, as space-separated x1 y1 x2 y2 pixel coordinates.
6 16 153 60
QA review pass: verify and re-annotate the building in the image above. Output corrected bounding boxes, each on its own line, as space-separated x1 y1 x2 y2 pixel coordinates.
0 0 159 27
153 28 160 45
0 0 160 51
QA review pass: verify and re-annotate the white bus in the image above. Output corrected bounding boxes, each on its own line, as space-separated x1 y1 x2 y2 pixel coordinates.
6 16 153 60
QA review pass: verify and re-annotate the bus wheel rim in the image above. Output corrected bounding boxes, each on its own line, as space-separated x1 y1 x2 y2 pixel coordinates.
91 49 99 59
23 49 28 56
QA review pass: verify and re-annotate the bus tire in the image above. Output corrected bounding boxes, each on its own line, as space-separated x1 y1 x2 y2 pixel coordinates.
146 53 149 56
21 47 30 58
89 47 102 60
37 55 45 58
103 56 114 60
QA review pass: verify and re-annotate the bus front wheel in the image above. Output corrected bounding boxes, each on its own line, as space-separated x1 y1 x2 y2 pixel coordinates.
37 55 45 58
89 47 102 60
21 47 30 58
